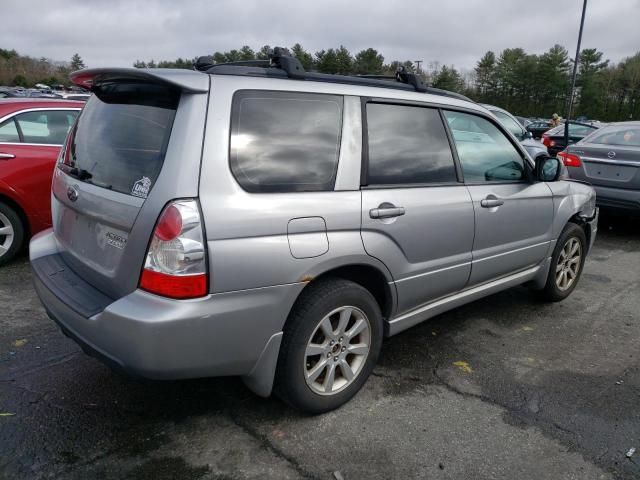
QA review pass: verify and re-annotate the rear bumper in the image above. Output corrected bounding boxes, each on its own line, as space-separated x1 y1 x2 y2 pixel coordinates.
30 230 304 388
593 185 640 211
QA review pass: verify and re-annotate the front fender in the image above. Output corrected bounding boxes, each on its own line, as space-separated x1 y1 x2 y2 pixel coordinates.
547 180 597 239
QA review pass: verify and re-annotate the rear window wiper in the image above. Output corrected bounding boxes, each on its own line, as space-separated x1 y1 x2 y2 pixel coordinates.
68 167 93 181
62 165 112 189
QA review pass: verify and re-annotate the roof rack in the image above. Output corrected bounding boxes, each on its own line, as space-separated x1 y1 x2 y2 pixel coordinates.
196 47 471 101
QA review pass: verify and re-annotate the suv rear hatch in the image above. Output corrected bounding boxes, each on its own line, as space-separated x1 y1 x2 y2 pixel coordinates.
51 68 210 299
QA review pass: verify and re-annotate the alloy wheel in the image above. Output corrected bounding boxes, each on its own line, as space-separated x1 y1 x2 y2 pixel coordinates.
0 212 15 259
555 237 582 291
304 306 371 395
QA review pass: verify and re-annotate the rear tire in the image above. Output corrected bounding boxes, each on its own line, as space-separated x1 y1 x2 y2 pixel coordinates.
0 203 24 267
540 223 586 302
274 278 383 414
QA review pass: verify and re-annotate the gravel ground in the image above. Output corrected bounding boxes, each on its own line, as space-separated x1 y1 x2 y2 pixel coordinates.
0 212 638 480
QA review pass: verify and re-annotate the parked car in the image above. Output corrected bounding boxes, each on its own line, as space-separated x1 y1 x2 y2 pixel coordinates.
26 89 63 99
560 122 640 212
0 99 82 265
59 93 90 101
527 120 552 139
30 51 598 414
542 121 601 156
481 104 549 162
0 88 23 99
515 115 531 127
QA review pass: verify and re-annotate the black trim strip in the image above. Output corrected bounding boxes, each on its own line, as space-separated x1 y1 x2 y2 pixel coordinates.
360 96 371 187
439 108 464 183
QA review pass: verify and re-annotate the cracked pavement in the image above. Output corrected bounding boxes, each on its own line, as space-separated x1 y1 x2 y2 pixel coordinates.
1 213 638 479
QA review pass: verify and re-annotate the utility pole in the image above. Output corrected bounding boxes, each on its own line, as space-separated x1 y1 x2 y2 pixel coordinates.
564 0 587 150
414 60 423 73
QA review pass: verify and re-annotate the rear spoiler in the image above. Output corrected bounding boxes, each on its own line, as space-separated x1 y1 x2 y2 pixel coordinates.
70 68 209 93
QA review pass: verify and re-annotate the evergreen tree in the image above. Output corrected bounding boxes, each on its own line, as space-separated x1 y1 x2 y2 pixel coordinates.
334 46 353 75
291 43 314 70
474 51 497 101
577 48 609 118
256 45 271 60
432 65 464 92
315 49 338 73
239 45 256 61
354 48 384 75
70 53 85 70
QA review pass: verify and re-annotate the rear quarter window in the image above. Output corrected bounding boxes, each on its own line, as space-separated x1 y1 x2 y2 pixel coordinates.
230 90 343 193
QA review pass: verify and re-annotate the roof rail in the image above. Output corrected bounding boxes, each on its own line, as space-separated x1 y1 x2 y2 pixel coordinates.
268 47 305 79
197 46 471 101
356 67 428 93
201 47 305 79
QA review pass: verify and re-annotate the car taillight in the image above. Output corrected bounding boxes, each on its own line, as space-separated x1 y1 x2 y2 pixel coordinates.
542 135 550 147
59 123 77 166
139 199 208 299
558 151 582 167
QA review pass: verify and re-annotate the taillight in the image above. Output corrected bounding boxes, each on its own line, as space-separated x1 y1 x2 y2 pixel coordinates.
59 123 77 166
558 151 582 167
139 199 208 299
542 135 550 147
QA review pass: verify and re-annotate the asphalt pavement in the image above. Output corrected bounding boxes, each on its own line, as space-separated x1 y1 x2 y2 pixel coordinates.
1 213 638 480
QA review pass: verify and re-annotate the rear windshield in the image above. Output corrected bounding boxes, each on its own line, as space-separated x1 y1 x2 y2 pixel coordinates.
62 82 179 197
585 125 640 146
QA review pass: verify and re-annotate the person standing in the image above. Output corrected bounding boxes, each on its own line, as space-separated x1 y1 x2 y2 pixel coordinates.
549 113 562 127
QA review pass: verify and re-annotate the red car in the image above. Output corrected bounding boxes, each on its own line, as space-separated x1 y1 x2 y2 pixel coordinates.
0 99 83 265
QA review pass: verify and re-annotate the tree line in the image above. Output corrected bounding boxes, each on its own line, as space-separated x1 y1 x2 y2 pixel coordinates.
135 43 640 122
0 49 86 87
3 43 638 122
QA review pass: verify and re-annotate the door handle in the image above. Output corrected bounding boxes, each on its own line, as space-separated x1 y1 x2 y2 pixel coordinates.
480 195 504 208
0 153 15 160
369 204 406 219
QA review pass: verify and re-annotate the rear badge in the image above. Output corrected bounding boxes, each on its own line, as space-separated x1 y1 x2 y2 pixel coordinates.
106 232 127 250
131 176 152 198
67 185 79 202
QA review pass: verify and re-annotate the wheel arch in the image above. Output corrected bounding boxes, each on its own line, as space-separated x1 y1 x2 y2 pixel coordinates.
304 263 396 321
567 212 591 251
242 260 396 399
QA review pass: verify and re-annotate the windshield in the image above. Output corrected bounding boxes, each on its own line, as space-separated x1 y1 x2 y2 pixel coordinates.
492 110 525 138
62 82 179 197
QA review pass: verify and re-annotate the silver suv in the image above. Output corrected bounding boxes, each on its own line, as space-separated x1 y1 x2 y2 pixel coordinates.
31 50 598 413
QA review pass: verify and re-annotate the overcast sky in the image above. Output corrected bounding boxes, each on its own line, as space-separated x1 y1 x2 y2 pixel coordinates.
3 0 639 71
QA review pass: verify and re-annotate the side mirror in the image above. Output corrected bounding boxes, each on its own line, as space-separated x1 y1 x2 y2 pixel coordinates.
535 156 562 182
525 131 533 139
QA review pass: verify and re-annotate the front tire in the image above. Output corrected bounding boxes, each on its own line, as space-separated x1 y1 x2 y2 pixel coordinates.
0 203 24 267
541 223 586 302
274 278 383 414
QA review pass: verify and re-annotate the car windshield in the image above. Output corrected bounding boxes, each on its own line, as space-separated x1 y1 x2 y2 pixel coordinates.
492 111 525 138
584 125 640 147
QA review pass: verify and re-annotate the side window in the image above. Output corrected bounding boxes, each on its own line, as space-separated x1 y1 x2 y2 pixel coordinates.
14 110 78 145
366 103 457 185
444 110 526 183
492 111 525 139
0 119 20 143
230 90 343 193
